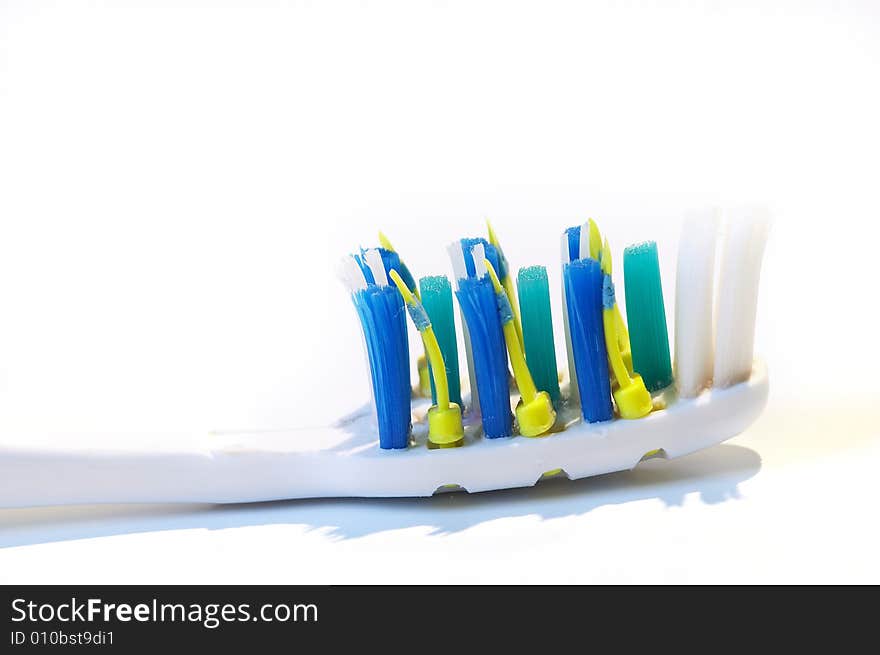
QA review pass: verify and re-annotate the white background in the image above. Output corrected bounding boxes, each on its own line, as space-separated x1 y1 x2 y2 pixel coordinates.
1 0 878 583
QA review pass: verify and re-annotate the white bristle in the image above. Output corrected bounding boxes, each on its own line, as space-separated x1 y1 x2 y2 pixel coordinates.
713 208 770 388
364 248 388 287
578 222 591 261
472 242 488 278
674 210 720 397
339 255 368 293
447 241 467 284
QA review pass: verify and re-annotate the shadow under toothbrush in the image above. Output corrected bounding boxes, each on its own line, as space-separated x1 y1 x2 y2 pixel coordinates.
0 443 760 549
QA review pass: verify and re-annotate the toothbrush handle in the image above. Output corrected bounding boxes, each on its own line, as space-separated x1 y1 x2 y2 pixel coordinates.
0 431 341 509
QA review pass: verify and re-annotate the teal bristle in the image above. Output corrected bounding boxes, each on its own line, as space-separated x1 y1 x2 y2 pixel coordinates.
419 275 462 409
517 265 560 405
623 240 673 392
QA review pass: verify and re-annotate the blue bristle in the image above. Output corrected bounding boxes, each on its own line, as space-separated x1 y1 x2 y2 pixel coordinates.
563 258 613 423
376 247 401 278
354 253 375 285
377 248 417 293
352 283 412 449
461 238 501 279
455 274 513 438
397 264 418 295
494 243 509 280
565 226 581 262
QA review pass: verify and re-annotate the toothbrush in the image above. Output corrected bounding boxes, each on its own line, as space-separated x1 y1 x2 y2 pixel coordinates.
0 211 770 508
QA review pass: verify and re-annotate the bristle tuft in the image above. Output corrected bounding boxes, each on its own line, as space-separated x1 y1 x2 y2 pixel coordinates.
623 240 673 392
420 275 462 408
351 280 412 449
518 266 561 405
713 209 770 387
563 258 613 422
675 210 719 397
